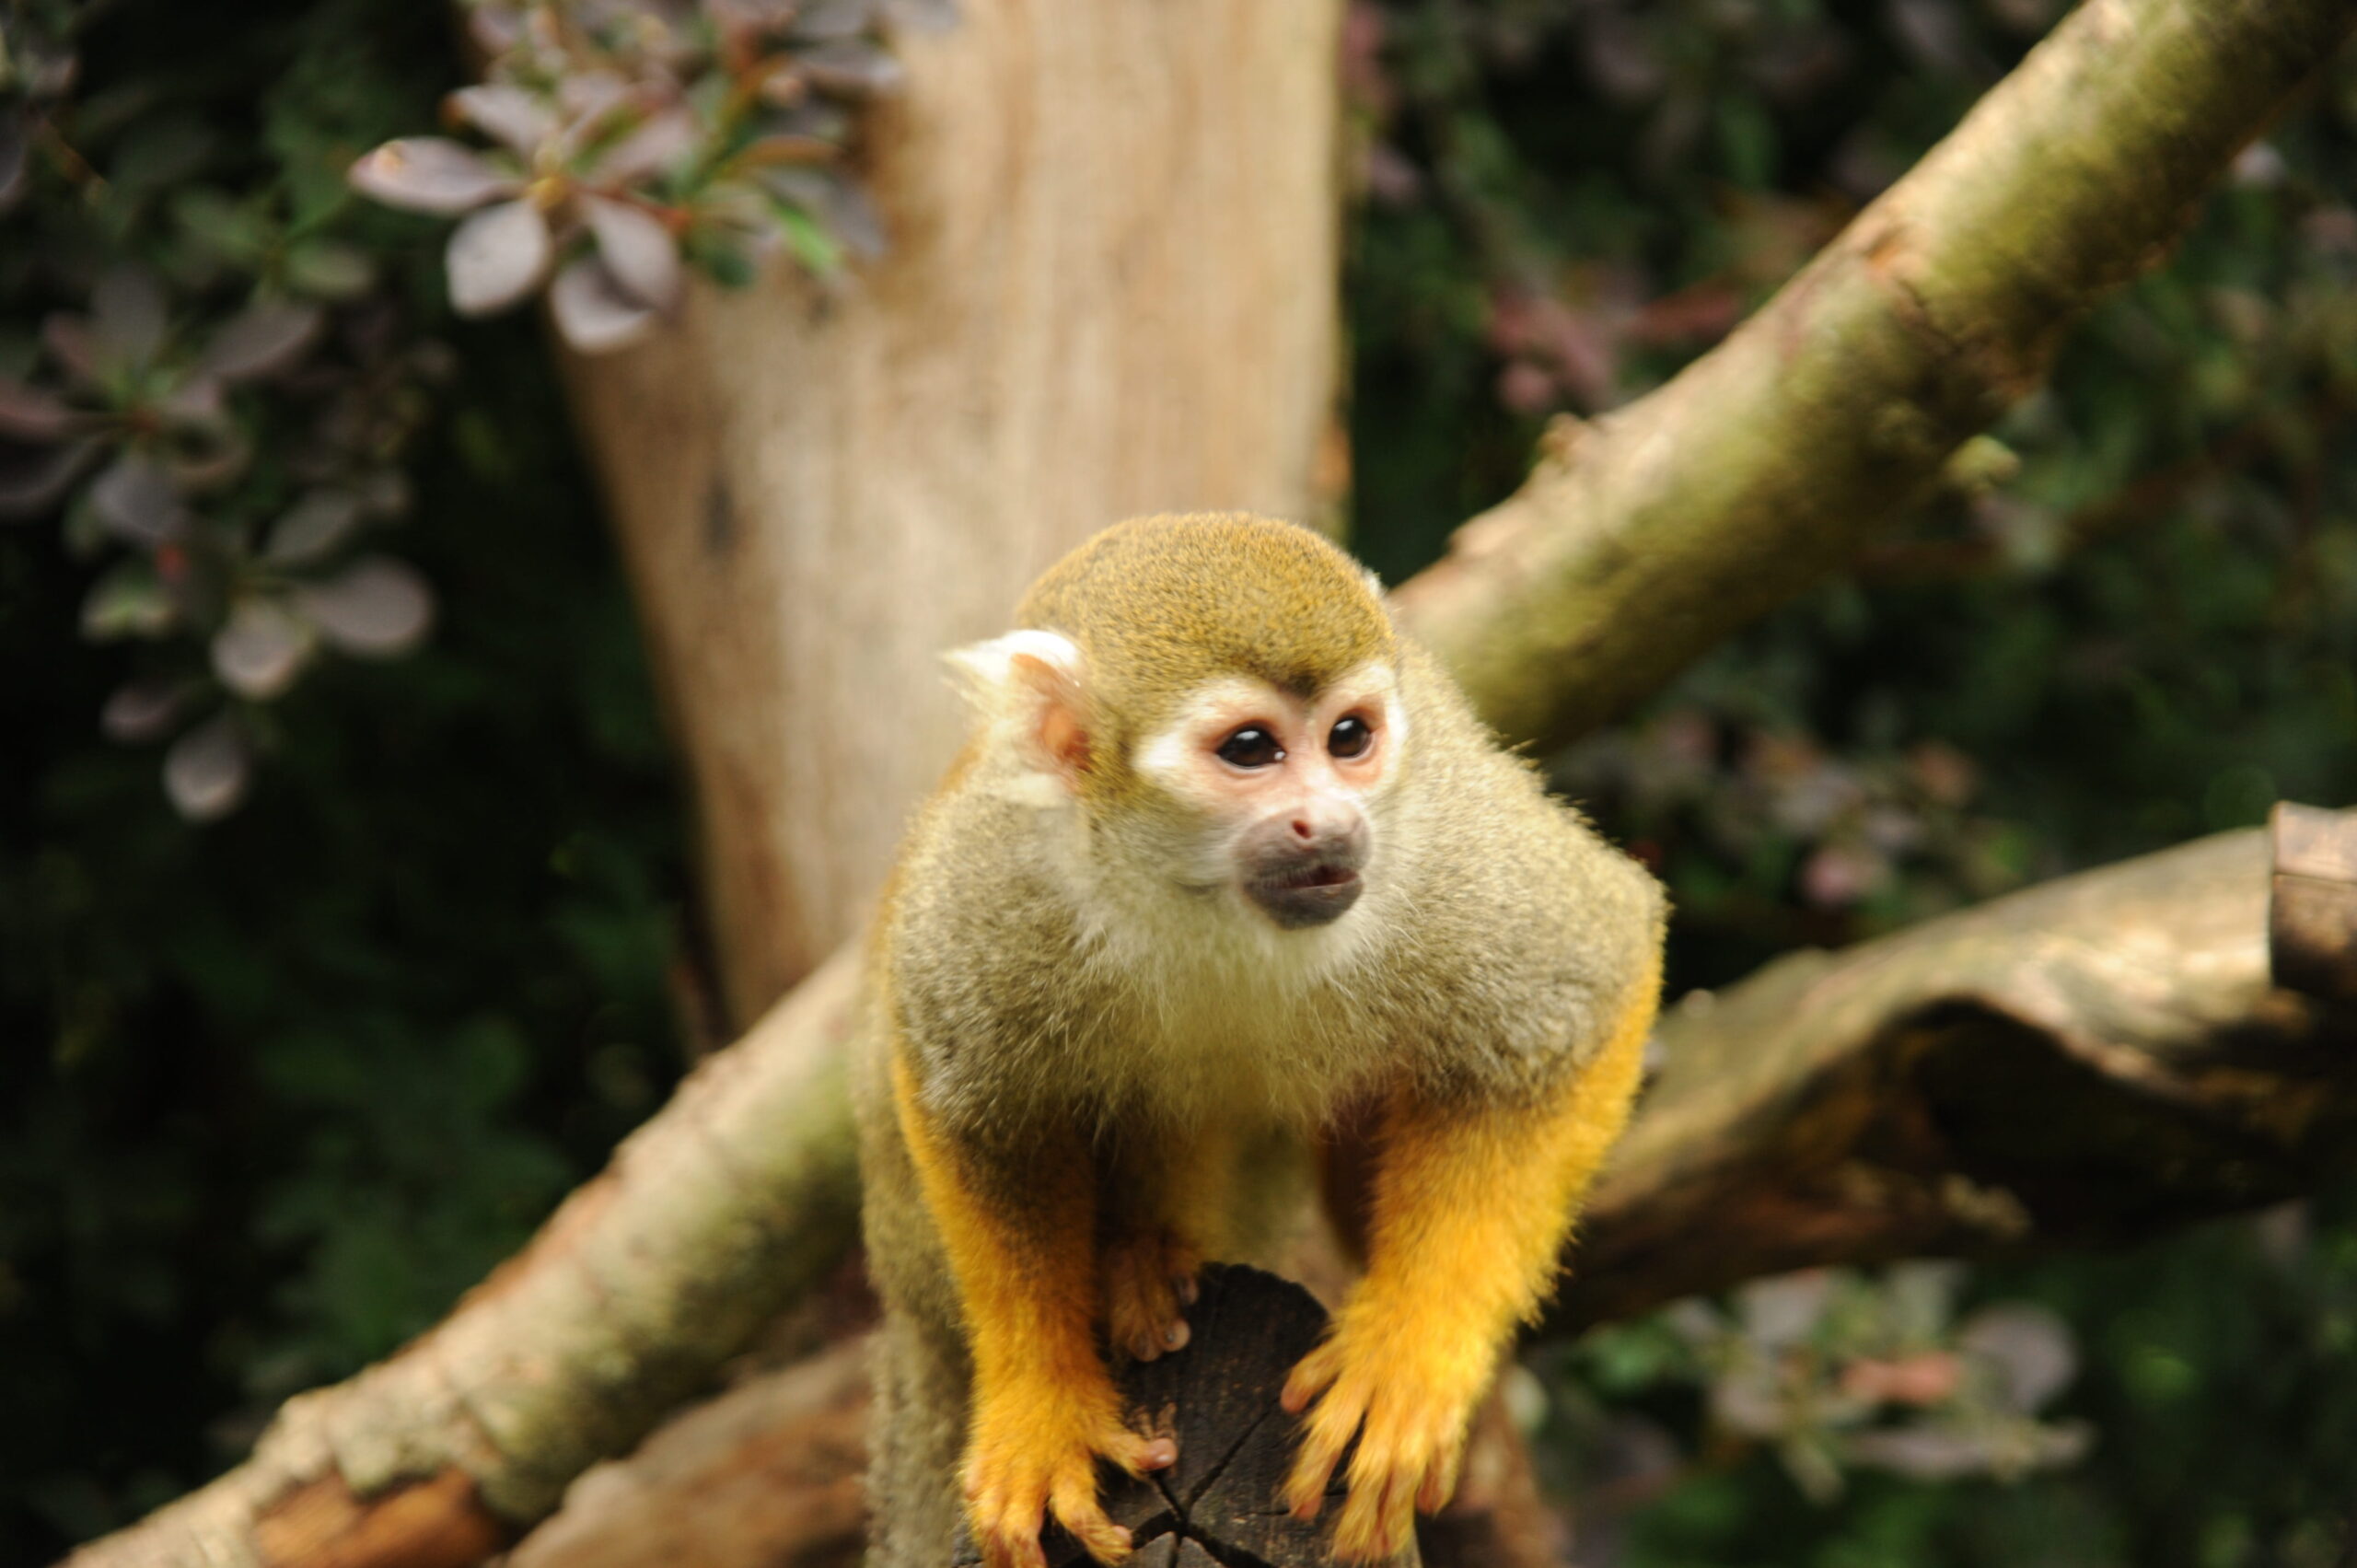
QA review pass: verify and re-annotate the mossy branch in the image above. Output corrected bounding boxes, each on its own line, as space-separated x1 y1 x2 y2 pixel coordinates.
1391 0 2357 750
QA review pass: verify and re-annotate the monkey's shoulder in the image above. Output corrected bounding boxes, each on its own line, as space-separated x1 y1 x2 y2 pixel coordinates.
1380 668 1665 1087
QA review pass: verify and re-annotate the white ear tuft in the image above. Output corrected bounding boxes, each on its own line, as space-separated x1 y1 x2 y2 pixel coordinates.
944 629 1084 712
944 629 1090 785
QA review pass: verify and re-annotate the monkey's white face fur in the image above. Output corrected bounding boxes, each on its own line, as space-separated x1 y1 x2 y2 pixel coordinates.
948 629 1418 1121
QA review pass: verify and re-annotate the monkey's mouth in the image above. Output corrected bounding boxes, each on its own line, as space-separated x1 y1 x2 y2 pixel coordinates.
1246 863 1364 929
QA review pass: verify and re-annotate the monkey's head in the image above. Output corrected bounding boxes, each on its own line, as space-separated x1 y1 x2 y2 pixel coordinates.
950 514 1409 942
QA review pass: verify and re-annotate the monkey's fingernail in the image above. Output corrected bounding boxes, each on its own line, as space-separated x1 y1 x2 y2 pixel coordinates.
1164 1320 1189 1351
1143 1439 1177 1469
1176 1275 1199 1306
1130 1335 1160 1362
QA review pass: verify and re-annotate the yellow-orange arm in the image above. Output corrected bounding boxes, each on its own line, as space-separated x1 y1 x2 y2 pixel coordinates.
1282 968 1659 1561
890 1054 1173 1568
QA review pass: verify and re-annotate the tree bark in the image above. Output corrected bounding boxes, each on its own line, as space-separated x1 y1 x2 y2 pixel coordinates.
1554 824 2357 1329
559 0 1346 1027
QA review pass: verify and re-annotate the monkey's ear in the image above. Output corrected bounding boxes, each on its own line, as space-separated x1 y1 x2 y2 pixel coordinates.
945 629 1092 787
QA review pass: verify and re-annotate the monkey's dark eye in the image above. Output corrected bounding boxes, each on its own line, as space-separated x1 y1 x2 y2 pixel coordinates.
1329 716 1374 760
1217 727 1285 769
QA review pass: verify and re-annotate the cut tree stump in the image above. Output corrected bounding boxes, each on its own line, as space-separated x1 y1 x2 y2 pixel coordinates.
2270 802 2357 1004
952 1266 1419 1568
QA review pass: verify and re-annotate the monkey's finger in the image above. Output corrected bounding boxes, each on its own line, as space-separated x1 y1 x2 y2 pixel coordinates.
1123 1315 1190 1363
1283 1416 1355 1517
1280 1342 1344 1414
986 1531 1051 1568
1331 1465 1417 1563
976 1515 1051 1568
1049 1472 1134 1566
1102 1428 1178 1476
1415 1442 1463 1515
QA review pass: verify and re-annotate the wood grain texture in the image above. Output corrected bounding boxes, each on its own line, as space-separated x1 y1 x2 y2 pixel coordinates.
946 1267 1419 1568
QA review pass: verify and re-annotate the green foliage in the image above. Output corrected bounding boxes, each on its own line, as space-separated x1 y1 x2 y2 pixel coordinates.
0 6 685 1559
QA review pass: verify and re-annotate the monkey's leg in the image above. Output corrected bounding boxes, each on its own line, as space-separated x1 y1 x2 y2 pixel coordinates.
1281 985 1658 1562
1099 1119 1236 1364
868 1310 971 1568
891 1057 1175 1568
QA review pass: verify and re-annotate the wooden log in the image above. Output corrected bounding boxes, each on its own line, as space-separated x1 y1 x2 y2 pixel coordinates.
952 1266 1419 1568
2270 802 2357 1005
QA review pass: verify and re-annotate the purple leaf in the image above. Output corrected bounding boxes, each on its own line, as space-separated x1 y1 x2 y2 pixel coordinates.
159 424 252 494
348 137 517 215
263 489 366 566
792 0 879 40
558 70 631 124
41 312 99 386
295 556 435 656
450 84 557 157
828 178 887 259
737 131 838 166
1843 1425 1989 1482
88 455 187 544
1736 1271 1832 1349
580 193 683 309
91 267 169 370
154 376 226 424
100 678 190 743
797 40 906 96
199 301 326 382
445 198 553 317
163 712 251 821
0 377 78 441
0 436 101 518
588 107 700 188
549 256 659 354
468 3 526 53
212 597 316 700
1958 1305 2076 1413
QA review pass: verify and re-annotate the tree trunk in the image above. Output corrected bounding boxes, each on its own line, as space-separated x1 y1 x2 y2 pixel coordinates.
559 0 1346 1027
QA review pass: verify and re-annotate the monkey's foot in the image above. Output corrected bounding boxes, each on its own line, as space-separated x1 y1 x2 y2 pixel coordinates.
964 1386 1176 1568
1277 1307 1482 1562
1103 1226 1202 1363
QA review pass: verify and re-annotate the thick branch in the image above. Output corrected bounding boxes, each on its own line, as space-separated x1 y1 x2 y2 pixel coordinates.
1391 0 2357 750
1555 824 2357 1329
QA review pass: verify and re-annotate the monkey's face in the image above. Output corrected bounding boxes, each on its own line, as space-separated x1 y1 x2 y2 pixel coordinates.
1132 664 1406 931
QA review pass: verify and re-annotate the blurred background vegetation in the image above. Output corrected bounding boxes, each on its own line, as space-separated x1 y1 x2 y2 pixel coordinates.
6 0 2356 1564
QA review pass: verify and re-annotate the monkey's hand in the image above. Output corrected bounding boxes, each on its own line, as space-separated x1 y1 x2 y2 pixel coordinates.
964 1378 1176 1568
1103 1225 1202 1363
1278 1294 1486 1562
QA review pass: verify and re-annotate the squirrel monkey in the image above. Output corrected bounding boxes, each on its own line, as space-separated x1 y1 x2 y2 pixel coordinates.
853 514 1665 1567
